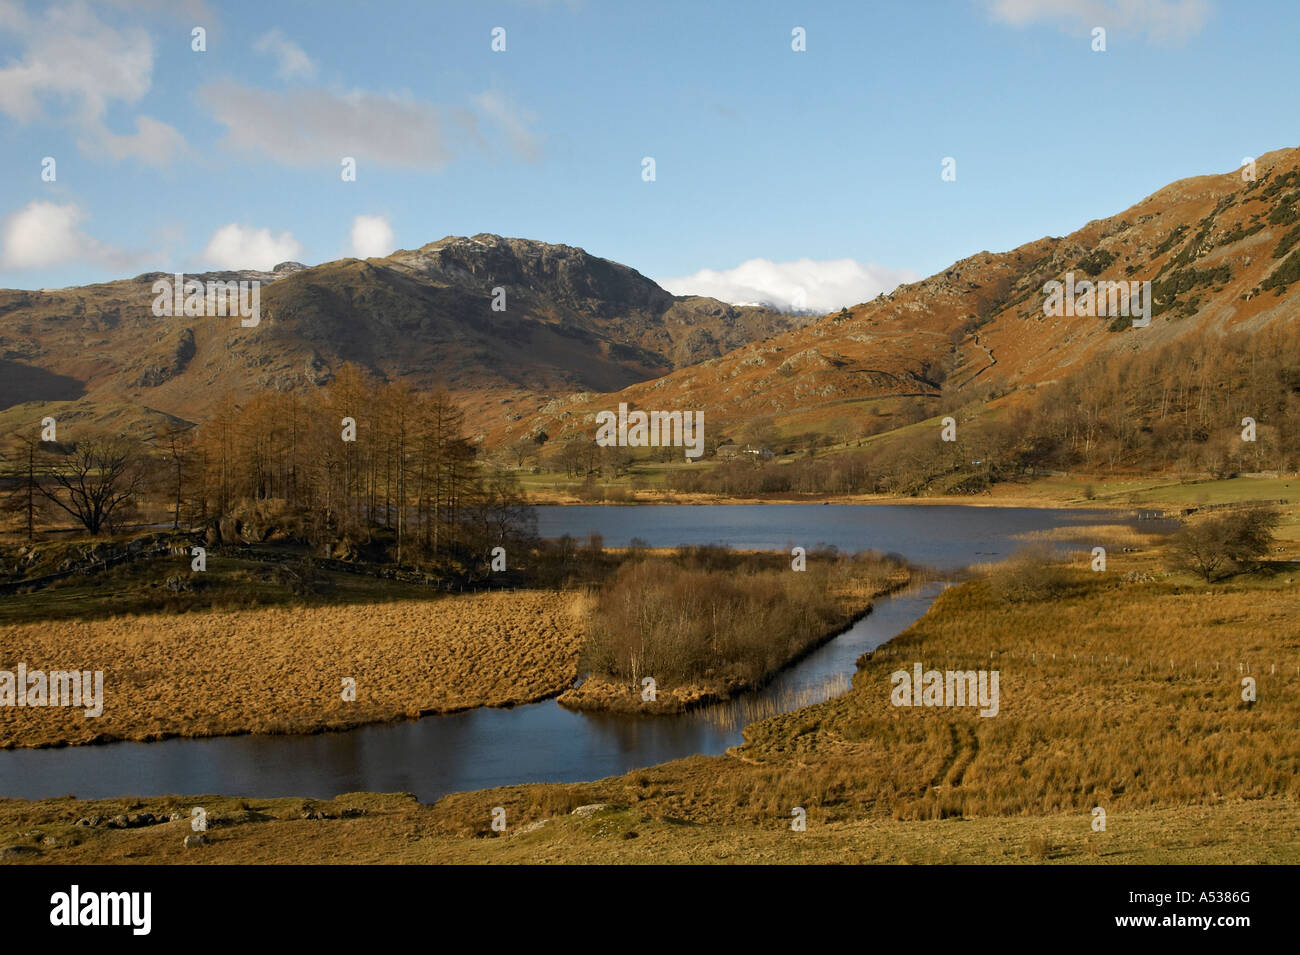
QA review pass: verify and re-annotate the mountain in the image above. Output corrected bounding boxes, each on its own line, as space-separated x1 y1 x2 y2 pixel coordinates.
493 148 1300 448
0 235 807 436
6 148 1299 455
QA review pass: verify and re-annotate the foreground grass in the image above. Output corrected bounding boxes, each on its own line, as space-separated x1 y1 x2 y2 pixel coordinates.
0 590 585 748
2 793 1294 864
421 548 1299 846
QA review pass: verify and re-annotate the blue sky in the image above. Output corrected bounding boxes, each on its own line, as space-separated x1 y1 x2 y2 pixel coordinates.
2 0 1297 310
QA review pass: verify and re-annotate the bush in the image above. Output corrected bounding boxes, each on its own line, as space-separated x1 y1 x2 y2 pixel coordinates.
989 546 1073 603
1169 505 1280 582
1262 249 1300 291
1076 248 1116 276
579 551 901 688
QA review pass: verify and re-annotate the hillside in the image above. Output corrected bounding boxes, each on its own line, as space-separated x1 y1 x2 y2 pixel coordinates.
4 149 1299 458
494 148 1300 449
0 235 803 438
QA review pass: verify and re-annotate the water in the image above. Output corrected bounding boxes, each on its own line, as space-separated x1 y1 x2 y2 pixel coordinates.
533 503 1148 569
0 505 1163 801
0 584 943 802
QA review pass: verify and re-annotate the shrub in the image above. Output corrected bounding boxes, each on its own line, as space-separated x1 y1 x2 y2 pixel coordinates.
1169 505 1280 582
1262 249 1300 291
1272 223 1300 259
579 551 901 688
989 546 1073 603
1076 248 1117 276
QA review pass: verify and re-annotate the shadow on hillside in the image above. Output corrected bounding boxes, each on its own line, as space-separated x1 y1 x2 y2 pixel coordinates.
0 360 84 410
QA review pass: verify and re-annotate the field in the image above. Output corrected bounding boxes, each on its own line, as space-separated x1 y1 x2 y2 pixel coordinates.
2 793 1295 865
0 590 585 748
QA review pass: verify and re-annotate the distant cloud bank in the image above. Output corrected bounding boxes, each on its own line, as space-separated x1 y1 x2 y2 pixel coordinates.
659 258 920 314
986 0 1210 43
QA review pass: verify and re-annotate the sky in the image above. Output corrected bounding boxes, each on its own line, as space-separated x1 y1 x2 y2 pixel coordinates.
1 0 1297 311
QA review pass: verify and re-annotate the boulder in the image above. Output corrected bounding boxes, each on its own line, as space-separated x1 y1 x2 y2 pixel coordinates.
0 845 42 859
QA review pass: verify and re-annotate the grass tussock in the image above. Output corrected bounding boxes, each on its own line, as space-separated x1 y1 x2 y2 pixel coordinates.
1012 523 1159 549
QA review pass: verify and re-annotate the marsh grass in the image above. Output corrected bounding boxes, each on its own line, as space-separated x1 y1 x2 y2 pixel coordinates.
432 547 1300 834
1013 524 1160 549
0 590 585 748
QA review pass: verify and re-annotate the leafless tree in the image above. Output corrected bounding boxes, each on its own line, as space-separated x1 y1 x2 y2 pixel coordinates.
38 434 146 535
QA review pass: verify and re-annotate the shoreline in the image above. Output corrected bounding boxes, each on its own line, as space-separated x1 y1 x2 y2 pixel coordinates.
519 473 1298 512
523 490 1094 509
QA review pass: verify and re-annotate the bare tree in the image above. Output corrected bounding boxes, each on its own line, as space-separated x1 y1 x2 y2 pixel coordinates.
1 433 43 540
158 422 196 530
38 434 147 535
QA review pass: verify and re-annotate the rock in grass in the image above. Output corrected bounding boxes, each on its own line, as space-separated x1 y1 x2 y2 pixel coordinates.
0 844 42 858
511 819 550 837
183 833 207 848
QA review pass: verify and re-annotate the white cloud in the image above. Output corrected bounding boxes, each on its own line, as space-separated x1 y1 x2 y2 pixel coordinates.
201 83 457 168
0 1 186 164
986 0 1210 43
472 91 541 162
349 215 395 259
201 223 302 270
659 258 921 314
90 113 188 164
0 200 131 270
200 81 540 168
253 27 316 80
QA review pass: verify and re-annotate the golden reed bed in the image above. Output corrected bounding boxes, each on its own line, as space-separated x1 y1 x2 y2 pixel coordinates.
0 591 585 748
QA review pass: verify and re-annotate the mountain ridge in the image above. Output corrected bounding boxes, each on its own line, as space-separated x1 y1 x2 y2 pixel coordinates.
0 234 811 436
490 147 1300 448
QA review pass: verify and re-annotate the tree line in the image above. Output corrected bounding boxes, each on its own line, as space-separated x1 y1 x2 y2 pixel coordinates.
1 364 533 570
